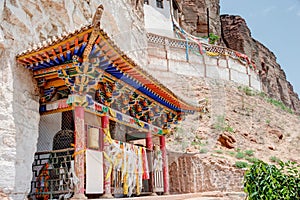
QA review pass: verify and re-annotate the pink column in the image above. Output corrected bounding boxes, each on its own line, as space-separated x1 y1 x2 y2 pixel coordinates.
101 115 113 198
146 131 153 150
146 131 155 194
72 106 87 200
160 135 169 194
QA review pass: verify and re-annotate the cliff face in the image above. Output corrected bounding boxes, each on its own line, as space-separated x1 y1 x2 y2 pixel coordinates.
177 0 221 38
177 0 300 113
220 15 300 113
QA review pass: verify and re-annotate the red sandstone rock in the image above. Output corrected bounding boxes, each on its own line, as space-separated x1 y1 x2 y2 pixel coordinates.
218 132 236 149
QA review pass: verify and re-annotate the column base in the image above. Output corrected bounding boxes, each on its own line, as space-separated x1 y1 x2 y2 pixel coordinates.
101 193 114 198
71 193 87 200
163 192 170 195
150 192 158 196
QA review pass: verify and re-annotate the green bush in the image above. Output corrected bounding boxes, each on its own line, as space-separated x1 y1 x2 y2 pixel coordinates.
208 33 220 44
244 160 300 199
235 161 248 168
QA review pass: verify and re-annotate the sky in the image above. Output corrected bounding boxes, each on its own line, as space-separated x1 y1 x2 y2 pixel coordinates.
220 0 300 95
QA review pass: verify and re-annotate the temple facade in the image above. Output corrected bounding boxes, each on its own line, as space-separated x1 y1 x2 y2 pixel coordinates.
16 4 201 200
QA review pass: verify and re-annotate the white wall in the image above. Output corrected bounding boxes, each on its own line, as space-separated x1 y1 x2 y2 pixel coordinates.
147 0 171 19
147 41 262 92
144 2 174 38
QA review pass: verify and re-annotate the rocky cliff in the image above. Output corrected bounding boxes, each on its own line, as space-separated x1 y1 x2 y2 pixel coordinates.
177 0 221 38
220 15 300 114
177 1 300 113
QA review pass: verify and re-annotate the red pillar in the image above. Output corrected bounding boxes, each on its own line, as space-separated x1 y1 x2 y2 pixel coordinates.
160 135 169 194
146 131 153 150
146 131 156 195
72 106 87 200
101 115 113 198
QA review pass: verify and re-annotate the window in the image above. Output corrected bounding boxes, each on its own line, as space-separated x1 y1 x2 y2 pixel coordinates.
144 0 149 5
156 0 163 8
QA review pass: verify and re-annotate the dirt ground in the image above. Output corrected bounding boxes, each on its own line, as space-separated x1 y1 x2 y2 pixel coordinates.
94 191 246 200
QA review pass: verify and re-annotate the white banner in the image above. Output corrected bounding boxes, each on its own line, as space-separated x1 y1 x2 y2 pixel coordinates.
86 149 103 193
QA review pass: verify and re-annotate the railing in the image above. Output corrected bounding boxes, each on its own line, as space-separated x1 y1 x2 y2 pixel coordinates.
29 148 75 200
153 170 164 192
147 33 253 68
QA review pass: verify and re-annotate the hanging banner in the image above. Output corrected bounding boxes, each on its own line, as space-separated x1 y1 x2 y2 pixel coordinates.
86 149 103 194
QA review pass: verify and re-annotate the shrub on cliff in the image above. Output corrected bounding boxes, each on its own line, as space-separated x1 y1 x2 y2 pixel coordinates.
244 160 300 199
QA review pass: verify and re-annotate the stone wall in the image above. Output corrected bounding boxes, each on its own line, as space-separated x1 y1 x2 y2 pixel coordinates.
168 152 245 194
0 0 146 199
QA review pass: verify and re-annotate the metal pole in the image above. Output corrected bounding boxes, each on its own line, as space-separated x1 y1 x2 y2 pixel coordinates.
207 8 210 37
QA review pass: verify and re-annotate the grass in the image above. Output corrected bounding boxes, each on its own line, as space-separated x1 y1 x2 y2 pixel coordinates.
235 161 249 168
213 115 234 133
270 156 281 163
214 149 223 154
224 126 234 133
258 91 266 98
227 151 236 156
238 86 256 96
244 150 255 157
245 156 259 163
236 151 246 159
237 86 294 114
191 137 207 147
266 98 293 114
200 148 208 154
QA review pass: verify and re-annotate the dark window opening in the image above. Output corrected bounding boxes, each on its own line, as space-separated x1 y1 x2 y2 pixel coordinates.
144 0 149 5
156 0 163 8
